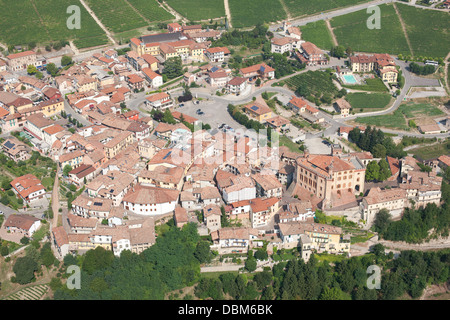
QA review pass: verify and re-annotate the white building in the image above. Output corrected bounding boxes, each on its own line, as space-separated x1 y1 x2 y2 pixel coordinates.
122 184 179 216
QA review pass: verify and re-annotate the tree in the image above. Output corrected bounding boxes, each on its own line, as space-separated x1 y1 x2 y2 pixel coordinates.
27 64 37 75
46 63 58 77
319 286 345 300
255 78 261 86
244 257 257 273
194 241 212 263
13 256 38 284
163 57 183 79
61 55 72 66
63 164 72 176
372 144 386 159
20 236 30 245
373 208 391 234
378 159 392 181
35 71 43 80
365 161 380 181
82 246 115 275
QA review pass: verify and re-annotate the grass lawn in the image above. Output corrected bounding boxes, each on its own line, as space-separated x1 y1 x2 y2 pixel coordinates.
345 92 393 112
200 271 239 279
355 102 445 130
283 0 370 18
330 4 411 56
166 0 225 21
395 3 450 59
32 223 50 242
315 253 347 264
279 135 303 154
408 140 450 161
342 77 389 92
300 20 334 50
350 231 375 244
229 0 287 28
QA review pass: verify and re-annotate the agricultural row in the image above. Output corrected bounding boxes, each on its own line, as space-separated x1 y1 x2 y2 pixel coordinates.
5 284 49 300
330 3 450 58
0 0 107 49
229 0 286 28
165 0 225 21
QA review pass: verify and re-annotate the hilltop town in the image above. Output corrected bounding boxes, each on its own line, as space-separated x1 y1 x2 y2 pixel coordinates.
0 0 449 302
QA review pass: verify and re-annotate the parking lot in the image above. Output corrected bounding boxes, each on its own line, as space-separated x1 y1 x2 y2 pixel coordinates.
303 137 331 154
175 99 255 137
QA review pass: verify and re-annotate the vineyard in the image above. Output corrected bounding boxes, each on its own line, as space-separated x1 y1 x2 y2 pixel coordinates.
229 0 287 28
300 20 334 50
0 0 109 48
85 0 147 33
4 284 49 300
283 0 370 18
127 0 174 22
165 0 225 21
284 70 340 103
330 4 411 56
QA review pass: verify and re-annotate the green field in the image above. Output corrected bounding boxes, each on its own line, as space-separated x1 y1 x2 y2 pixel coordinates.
229 0 287 28
300 20 334 50
330 4 411 56
283 0 370 18
0 0 109 48
345 92 392 111
166 0 225 21
342 78 389 92
127 0 174 22
85 0 147 33
355 102 445 130
395 3 450 59
409 140 450 161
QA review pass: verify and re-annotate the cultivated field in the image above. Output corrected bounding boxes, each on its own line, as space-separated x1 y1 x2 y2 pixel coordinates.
0 0 109 48
85 0 147 33
283 0 370 18
330 4 411 56
229 0 287 28
395 3 450 59
127 0 174 23
4 284 49 300
283 70 339 102
355 102 445 130
300 20 334 50
345 92 392 111
165 0 225 21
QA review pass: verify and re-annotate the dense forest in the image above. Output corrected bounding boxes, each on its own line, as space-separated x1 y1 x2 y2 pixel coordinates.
53 222 212 299
348 126 407 159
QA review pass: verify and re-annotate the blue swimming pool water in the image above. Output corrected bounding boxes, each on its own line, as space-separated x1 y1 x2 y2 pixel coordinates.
343 74 357 84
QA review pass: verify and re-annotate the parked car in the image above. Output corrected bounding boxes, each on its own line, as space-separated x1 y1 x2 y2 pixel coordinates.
179 103 184 107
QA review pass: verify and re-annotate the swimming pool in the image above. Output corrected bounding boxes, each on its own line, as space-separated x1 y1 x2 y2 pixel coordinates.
343 74 357 84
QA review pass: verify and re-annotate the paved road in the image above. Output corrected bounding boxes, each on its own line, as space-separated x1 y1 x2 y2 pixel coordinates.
268 0 395 31
269 0 448 32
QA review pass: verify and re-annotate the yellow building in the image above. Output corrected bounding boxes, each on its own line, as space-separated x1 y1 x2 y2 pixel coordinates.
104 131 134 159
39 98 64 117
278 221 350 261
243 101 272 123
